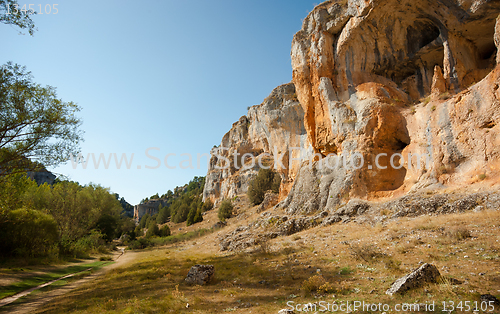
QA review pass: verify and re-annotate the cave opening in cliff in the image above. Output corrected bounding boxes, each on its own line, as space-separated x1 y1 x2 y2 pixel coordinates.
406 20 441 56
478 41 497 69
394 138 409 152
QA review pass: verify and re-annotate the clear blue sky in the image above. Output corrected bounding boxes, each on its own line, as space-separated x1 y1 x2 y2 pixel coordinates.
1 0 320 205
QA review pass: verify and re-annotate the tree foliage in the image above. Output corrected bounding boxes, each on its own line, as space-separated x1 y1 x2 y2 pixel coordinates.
145 221 160 238
247 168 281 205
0 0 37 35
159 224 171 237
156 204 170 224
218 199 233 222
0 174 129 258
0 62 83 177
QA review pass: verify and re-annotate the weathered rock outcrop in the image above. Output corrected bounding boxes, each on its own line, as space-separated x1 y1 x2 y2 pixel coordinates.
205 0 500 216
280 0 500 212
203 83 312 204
133 199 167 222
219 190 500 252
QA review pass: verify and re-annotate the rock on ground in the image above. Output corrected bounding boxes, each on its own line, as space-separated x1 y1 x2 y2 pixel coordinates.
386 263 441 295
185 265 215 285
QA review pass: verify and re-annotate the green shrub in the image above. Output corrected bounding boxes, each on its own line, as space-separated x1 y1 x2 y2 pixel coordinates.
159 224 171 237
218 199 233 222
201 199 214 212
186 207 203 226
0 207 59 257
138 213 150 229
71 230 107 257
145 221 160 238
156 205 170 224
128 237 152 250
247 168 281 205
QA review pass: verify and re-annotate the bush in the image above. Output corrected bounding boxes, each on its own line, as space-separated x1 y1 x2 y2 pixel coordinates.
71 230 107 257
247 168 281 205
186 207 203 226
159 224 171 237
218 199 233 222
156 205 170 224
138 213 151 229
145 221 160 238
302 275 336 294
128 237 152 250
201 199 214 212
0 207 59 257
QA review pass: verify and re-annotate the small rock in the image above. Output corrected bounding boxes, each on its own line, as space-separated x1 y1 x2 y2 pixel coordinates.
278 309 294 314
480 294 500 305
386 263 441 295
185 264 215 285
473 205 484 212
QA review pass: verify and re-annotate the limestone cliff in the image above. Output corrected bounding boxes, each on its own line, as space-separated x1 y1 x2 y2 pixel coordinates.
281 0 500 214
203 83 312 204
204 0 500 213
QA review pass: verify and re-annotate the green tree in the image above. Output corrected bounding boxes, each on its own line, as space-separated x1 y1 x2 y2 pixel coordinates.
186 207 196 226
0 0 37 35
247 168 281 205
156 204 170 224
201 199 214 212
95 213 118 242
117 216 136 240
193 208 203 224
145 221 160 238
0 62 83 177
159 224 170 237
0 207 58 257
218 199 233 222
138 213 150 229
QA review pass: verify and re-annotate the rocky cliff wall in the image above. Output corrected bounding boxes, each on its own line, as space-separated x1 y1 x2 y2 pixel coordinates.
203 83 313 204
279 0 500 214
204 0 500 212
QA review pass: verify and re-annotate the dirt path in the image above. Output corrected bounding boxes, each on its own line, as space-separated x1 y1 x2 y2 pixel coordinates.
0 247 139 314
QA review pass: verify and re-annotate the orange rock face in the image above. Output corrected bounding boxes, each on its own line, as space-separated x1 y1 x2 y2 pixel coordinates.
284 0 500 208
205 1 500 212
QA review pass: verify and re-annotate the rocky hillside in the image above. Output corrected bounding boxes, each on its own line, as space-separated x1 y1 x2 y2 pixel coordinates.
204 0 500 213
203 83 312 204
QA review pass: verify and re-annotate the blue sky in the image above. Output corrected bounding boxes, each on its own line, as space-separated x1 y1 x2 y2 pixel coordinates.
1 0 320 205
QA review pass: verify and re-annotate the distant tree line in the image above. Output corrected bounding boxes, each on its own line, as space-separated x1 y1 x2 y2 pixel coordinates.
134 176 214 244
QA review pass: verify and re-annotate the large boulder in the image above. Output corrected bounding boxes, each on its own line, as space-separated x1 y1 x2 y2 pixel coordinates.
257 191 279 213
185 265 215 285
386 263 441 295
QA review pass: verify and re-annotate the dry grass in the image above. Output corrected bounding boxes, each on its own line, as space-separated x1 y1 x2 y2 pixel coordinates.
9 196 499 314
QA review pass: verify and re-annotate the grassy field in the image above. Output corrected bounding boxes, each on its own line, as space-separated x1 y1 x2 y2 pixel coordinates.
0 260 111 300
20 206 500 313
